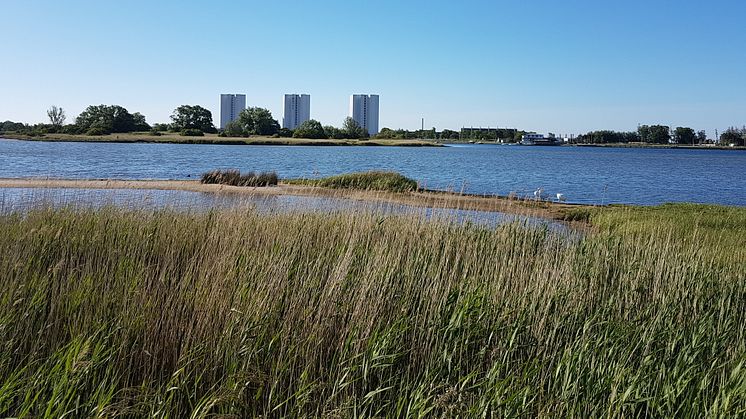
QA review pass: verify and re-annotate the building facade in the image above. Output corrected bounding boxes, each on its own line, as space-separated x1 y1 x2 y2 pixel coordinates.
282 94 311 129
349 94 379 135
220 94 246 129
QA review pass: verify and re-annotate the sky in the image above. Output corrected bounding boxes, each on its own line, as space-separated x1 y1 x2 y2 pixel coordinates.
1 0 745 136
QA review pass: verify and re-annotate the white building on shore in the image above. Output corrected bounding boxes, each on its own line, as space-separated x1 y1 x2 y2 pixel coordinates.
282 94 311 129
349 94 379 135
219 94 246 129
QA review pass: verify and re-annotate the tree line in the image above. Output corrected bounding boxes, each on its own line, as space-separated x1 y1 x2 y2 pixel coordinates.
574 125 721 145
1 106 745 146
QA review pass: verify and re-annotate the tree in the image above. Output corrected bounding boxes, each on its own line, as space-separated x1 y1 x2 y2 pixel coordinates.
76 105 137 134
696 130 707 144
323 125 344 139
170 105 216 133
673 127 696 145
131 112 150 131
223 120 246 137
46 106 66 129
293 119 326 139
342 117 367 139
638 125 670 144
236 107 280 136
720 127 746 146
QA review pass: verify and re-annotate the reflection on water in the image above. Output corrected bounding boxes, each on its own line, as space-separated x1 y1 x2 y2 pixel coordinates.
0 187 573 234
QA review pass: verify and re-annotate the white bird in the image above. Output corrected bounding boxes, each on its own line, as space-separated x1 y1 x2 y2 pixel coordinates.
556 193 567 202
534 188 544 200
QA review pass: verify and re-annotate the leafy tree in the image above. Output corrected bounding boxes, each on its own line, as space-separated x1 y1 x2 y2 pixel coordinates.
277 127 293 138
46 106 66 130
696 130 707 144
343 117 367 139
76 105 137 134
440 129 460 140
235 107 280 136
151 123 171 132
673 127 696 145
293 119 326 139
323 125 344 139
170 105 216 133
132 112 150 131
0 121 28 132
576 130 638 144
638 124 670 144
223 120 246 137
720 127 746 146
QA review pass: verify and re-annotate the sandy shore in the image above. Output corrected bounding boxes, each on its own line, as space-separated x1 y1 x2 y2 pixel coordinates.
0 178 590 223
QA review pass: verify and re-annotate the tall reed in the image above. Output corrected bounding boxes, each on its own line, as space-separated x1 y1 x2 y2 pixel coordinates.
0 205 743 417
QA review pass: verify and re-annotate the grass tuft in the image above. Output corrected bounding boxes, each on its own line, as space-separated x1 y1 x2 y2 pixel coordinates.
288 171 419 193
200 169 278 187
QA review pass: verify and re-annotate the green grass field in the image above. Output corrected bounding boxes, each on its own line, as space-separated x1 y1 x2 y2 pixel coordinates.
0 203 744 417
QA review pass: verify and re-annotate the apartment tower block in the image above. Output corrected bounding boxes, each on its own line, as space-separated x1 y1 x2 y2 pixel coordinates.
349 94 379 135
219 94 246 129
282 94 311 129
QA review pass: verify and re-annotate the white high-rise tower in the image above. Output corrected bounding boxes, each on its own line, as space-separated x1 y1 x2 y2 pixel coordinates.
349 94 379 135
220 94 246 129
282 94 311 129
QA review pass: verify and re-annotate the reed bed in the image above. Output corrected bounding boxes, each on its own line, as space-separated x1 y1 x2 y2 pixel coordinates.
287 171 419 193
201 169 278 187
0 204 744 417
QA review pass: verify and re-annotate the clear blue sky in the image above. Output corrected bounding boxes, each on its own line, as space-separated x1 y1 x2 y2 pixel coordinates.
2 0 744 136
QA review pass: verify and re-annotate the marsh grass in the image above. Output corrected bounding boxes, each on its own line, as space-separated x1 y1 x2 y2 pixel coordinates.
201 169 279 187
287 171 419 193
0 203 744 417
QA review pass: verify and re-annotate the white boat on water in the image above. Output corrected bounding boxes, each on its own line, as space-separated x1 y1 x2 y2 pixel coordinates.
521 133 563 146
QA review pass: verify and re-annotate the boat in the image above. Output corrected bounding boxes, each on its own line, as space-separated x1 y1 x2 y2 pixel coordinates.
521 133 564 146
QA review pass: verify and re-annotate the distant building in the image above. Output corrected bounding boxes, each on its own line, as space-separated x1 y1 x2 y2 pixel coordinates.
282 94 311 129
220 94 246 129
349 94 379 135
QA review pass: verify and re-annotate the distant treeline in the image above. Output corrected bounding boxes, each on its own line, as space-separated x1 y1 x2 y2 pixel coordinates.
2 105 745 146
573 125 746 146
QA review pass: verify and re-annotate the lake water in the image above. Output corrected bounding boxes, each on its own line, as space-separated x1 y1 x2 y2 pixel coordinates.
0 187 573 234
1 139 745 205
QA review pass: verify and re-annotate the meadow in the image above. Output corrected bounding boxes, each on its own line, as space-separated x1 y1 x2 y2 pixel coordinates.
0 202 744 417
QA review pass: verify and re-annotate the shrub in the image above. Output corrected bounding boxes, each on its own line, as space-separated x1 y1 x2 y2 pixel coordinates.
61 124 83 135
200 169 278 187
149 130 162 136
86 126 109 136
180 129 204 137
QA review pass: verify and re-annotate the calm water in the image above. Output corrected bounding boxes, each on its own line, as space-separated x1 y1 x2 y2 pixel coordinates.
0 187 572 233
1 139 745 205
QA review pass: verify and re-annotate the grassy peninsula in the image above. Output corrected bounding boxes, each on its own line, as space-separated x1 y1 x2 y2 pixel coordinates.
1 132 440 147
0 197 744 416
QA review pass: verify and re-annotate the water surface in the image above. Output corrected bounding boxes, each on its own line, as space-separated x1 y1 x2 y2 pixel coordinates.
1 139 744 205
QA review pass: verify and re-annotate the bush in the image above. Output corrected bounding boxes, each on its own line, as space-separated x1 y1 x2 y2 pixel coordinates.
180 129 204 137
61 125 83 135
200 169 278 187
149 130 162 136
86 126 109 136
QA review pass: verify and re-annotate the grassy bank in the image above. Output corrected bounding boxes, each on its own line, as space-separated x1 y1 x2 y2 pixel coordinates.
285 171 419 193
1 132 440 147
0 203 744 416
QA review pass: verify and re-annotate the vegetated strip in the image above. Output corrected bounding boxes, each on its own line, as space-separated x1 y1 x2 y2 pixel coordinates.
0 203 743 416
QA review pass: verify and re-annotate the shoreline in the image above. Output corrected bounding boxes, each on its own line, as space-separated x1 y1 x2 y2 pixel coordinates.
0 134 441 147
0 178 591 224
